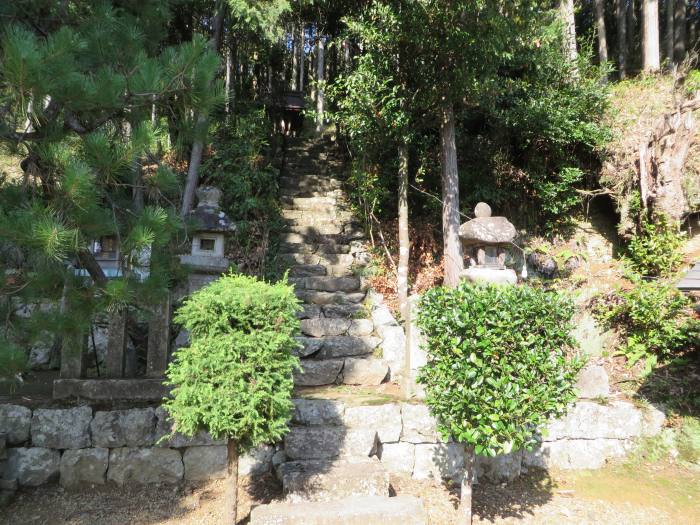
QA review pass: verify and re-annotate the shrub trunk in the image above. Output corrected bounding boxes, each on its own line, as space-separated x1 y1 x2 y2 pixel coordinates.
226 439 239 524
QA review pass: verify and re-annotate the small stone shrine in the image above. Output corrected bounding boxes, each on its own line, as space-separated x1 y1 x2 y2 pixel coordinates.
459 202 517 285
179 186 235 274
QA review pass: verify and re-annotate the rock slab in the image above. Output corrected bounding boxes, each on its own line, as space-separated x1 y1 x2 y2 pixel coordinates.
5 447 60 486
60 448 108 488
91 408 157 448
107 447 184 485
0 405 31 444
183 445 228 481
31 406 92 449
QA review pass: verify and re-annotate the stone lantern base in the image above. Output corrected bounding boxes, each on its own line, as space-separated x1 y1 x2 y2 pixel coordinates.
461 267 517 285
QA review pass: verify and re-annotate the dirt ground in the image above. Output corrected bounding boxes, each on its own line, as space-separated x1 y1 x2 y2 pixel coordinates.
2 461 698 525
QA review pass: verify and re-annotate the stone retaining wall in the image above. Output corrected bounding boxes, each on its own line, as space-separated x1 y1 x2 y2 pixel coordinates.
0 405 270 489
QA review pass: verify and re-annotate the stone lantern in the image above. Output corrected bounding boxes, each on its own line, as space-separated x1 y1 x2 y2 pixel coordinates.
179 186 235 273
459 202 517 285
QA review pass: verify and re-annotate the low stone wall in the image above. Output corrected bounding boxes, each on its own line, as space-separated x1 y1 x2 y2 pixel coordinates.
0 405 271 489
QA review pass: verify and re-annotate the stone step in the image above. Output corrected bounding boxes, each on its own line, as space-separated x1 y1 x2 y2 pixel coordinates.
281 187 343 199
279 458 389 503
280 232 363 245
250 495 427 525
296 304 367 320
292 276 362 293
284 426 379 460
295 290 366 305
281 209 354 222
296 336 381 359
282 253 356 267
288 264 327 277
284 222 344 236
280 196 341 209
280 176 343 190
299 316 371 336
294 358 389 386
279 242 351 255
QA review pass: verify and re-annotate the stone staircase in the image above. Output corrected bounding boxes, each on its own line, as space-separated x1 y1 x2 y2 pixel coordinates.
250 134 426 524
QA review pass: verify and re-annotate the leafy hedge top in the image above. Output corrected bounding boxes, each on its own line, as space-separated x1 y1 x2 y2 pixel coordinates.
164 273 301 449
417 283 582 456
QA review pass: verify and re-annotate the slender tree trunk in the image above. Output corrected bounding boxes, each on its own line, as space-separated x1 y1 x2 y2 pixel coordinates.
628 0 638 57
560 0 579 74
643 0 661 72
457 447 475 525
618 0 629 78
225 41 232 115
181 1 225 217
440 103 464 288
398 143 410 320
291 26 298 91
666 0 675 63
316 36 325 132
299 25 305 92
674 0 687 62
596 0 609 67
226 440 239 524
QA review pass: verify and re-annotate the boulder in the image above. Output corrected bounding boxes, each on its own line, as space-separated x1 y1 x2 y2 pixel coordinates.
60 448 108 488
527 252 558 278
545 401 643 441
294 360 343 386
107 447 183 485
5 447 60 486
250 495 427 525
239 444 275 476
459 217 516 245
347 319 374 337
379 442 415 475
90 408 157 448
292 399 344 426
183 445 228 480
475 450 522 483
28 339 53 370
371 305 398 327
413 443 465 481
343 404 401 443
294 337 324 357
524 438 630 470
284 427 378 461
0 405 31 444
375 325 406 377
316 336 381 359
31 407 92 449
323 304 365 318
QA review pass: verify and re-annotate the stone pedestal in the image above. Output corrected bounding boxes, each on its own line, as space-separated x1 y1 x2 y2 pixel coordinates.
461 267 517 285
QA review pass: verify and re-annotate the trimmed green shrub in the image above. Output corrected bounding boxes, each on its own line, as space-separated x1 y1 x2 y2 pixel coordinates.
626 216 685 277
163 273 301 449
595 279 699 369
416 283 582 457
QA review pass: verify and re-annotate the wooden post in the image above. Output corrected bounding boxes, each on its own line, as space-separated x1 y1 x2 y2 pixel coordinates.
147 295 172 377
105 309 127 378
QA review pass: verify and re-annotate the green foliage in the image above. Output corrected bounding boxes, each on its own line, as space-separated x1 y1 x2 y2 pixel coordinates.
163 273 301 448
626 216 685 277
595 280 699 370
0 337 27 382
677 416 700 464
416 283 583 456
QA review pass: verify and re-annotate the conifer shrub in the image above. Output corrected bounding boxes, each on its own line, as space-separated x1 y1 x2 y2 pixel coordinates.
416 283 582 456
163 273 301 449
626 215 685 277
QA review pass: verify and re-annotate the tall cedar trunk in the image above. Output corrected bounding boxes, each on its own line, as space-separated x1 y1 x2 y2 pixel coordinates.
628 0 638 56
292 26 298 91
560 0 579 74
596 0 609 66
666 0 675 63
225 440 239 524
225 41 232 115
299 25 305 92
180 1 225 217
440 103 464 288
690 5 697 48
316 36 325 132
617 0 628 78
674 0 687 62
457 448 476 525
643 0 661 72
397 143 410 319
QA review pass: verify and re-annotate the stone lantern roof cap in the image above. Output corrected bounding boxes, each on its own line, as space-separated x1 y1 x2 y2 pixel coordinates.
459 202 516 245
188 186 235 233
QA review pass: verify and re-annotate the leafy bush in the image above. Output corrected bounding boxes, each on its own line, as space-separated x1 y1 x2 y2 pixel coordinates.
163 273 301 449
416 283 582 456
677 416 700 464
595 280 699 369
626 215 685 277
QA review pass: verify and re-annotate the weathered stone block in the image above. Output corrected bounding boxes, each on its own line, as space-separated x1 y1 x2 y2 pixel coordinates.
107 447 183 484
523 438 630 470
183 445 228 480
154 407 225 447
294 360 343 386
292 399 344 426
475 450 522 483
250 495 427 525
316 336 381 359
371 305 398 327
341 359 388 385
284 427 378 460
0 405 31 444
641 404 666 436
379 442 415 475
413 443 465 481
575 365 609 399
400 404 440 443
60 448 108 488
376 325 406 379
31 407 92 449
280 458 389 503
5 447 60 486
91 408 157 448
343 404 401 443
239 444 275 476
545 401 642 441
